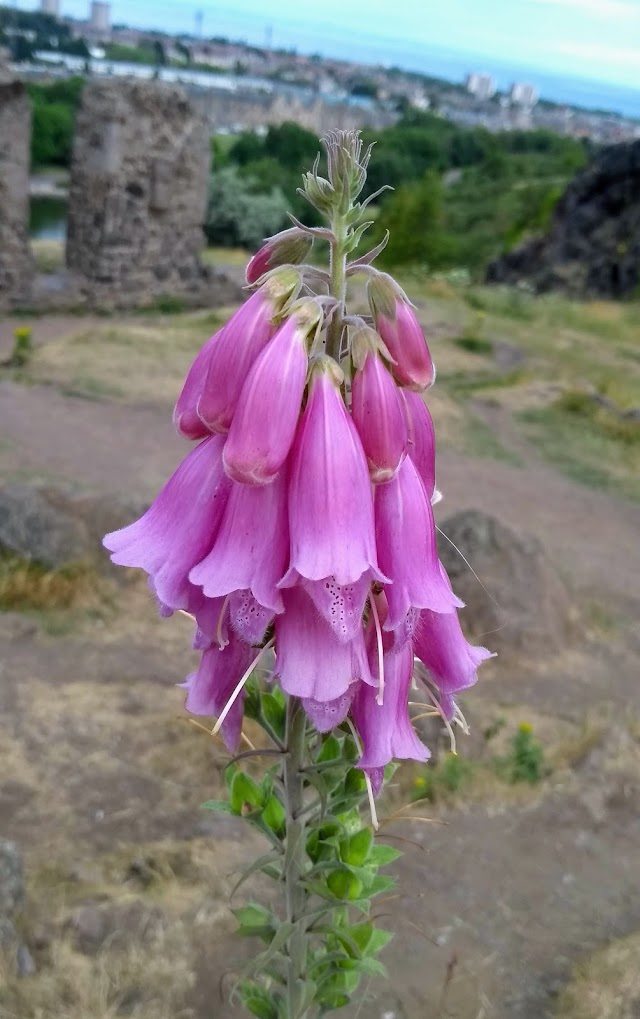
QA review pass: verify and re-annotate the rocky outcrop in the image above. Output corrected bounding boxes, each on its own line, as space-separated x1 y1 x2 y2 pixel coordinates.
0 74 33 310
486 140 640 298
437 510 574 656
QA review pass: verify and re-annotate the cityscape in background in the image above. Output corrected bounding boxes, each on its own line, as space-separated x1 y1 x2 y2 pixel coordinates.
1 0 639 144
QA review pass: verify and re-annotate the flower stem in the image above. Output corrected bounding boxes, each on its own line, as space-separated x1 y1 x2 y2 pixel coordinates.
326 220 347 361
284 697 309 1019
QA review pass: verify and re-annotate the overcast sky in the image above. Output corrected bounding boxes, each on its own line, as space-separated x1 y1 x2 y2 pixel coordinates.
29 0 640 89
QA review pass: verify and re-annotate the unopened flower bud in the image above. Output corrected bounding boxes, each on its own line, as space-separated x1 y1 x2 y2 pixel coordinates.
245 228 313 285
368 275 435 391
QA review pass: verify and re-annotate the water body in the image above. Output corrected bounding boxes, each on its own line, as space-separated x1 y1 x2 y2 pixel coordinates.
30 196 67 240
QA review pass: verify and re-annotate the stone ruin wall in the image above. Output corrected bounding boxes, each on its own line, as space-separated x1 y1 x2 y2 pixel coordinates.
66 79 218 308
0 72 33 311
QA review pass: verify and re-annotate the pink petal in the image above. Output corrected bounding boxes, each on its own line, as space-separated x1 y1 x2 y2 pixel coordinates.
275 586 373 702
189 468 289 614
301 574 371 643
351 351 407 482
353 642 430 770
103 435 230 610
180 634 254 751
230 589 274 645
374 456 462 629
223 314 308 485
303 688 355 733
173 329 223 440
374 297 435 391
282 366 387 587
400 389 437 500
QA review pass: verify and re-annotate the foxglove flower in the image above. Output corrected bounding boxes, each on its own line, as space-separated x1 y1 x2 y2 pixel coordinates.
189 467 289 616
369 274 435 390
181 633 254 750
413 574 495 719
353 641 430 775
103 435 230 610
275 587 373 702
245 227 313 285
401 389 437 501
375 456 462 629
223 302 320 485
195 273 299 434
281 360 386 589
351 339 407 483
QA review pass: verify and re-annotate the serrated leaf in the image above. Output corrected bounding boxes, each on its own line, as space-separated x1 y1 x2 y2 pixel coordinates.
369 844 402 867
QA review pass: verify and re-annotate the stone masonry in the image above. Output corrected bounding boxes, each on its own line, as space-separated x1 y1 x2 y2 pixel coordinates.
66 79 221 308
0 70 33 310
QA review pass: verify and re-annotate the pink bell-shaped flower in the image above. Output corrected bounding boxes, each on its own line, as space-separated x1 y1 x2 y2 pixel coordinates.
413 572 495 719
353 641 430 772
223 301 320 485
189 467 289 616
374 456 462 630
180 633 254 751
275 586 373 702
368 275 435 391
401 389 437 501
173 330 221 440
245 227 313 285
103 435 230 611
196 272 299 434
351 344 407 483
281 359 386 589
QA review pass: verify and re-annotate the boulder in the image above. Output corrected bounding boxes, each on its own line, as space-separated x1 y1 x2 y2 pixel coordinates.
437 510 573 656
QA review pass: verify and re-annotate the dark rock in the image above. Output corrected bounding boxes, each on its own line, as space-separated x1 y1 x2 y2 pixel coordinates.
487 139 640 298
16 942 36 976
0 916 18 949
0 840 25 917
69 904 107 954
437 510 574 656
0 482 144 571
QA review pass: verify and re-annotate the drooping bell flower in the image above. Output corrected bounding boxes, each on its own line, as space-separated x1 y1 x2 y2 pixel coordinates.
374 456 462 630
229 590 275 646
275 586 373 702
413 572 495 720
189 467 289 616
353 640 430 776
103 435 230 611
401 389 437 502
368 274 435 391
196 272 299 435
280 358 386 589
180 632 254 751
302 689 355 733
350 325 408 483
300 574 371 644
245 227 313 285
173 330 222 440
223 301 321 485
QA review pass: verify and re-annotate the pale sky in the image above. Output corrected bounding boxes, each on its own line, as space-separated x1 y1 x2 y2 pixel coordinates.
29 0 640 91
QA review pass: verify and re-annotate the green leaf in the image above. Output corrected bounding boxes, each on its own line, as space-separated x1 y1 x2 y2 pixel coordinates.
240 983 279 1019
367 927 394 955
316 734 342 764
230 851 283 900
342 828 373 867
201 799 233 814
261 691 286 739
326 870 364 901
365 874 396 897
305 770 329 818
262 794 285 833
344 767 368 795
230 771 265 813
232 903 275 938
350 921 374 954
369 844 402 867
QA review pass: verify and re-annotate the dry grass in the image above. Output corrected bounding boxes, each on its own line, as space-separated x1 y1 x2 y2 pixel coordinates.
554 931 640 1018
0 553 99 612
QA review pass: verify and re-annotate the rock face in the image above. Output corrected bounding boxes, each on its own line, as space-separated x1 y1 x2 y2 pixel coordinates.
486 140 640 298
0 483 143 571
0 840 25 950
66 79 229 309
0 75 33 310
437 510 574 656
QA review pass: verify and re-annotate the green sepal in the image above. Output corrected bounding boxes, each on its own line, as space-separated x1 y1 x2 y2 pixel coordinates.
316 734 342 764
230 771 265 813
261 690 287 741
262 794 286 834
239 982 280 1019
326 869 364 901
340 828 372 867
232 903 276 940
369 843 402 867
200 799 234 814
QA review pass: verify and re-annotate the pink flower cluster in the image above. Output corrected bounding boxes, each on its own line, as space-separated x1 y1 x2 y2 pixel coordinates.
104 262 492 790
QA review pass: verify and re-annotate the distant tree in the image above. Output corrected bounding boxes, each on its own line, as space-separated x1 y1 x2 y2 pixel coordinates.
263 122 319 169
205 166 288 249
376 171 454 269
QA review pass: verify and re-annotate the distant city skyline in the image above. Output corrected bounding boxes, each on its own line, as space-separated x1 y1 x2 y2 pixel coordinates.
25 0 640 96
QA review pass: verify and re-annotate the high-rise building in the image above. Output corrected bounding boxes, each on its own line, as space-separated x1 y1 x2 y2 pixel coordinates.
41 0 60 15
510 82 539 107
466 72 497 101
90 1 111 33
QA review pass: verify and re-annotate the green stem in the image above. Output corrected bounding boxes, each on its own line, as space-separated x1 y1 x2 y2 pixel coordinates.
326 220 348 361
284 697 309 1019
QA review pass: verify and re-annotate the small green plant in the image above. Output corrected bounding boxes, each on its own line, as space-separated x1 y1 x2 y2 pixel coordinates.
412 752 474 802
10 325 33 367
504 723 546 784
